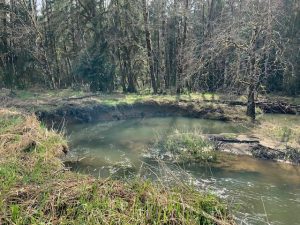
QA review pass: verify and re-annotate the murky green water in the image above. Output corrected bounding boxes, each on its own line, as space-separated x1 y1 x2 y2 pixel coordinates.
66 116 300 225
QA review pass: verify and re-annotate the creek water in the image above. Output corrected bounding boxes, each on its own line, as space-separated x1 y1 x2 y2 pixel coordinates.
66 116 300 225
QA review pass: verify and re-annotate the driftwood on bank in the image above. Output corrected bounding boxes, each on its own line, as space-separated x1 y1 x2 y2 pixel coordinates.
62 94 99 101
206 134 300 164
207 134 260 144
200 99 300 114
257 101 300 114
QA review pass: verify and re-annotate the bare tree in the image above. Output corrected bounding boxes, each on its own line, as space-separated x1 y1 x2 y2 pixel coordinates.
142 0 157 93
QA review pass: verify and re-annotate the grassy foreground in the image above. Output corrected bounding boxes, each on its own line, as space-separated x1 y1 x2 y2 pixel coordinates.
0 109 233 224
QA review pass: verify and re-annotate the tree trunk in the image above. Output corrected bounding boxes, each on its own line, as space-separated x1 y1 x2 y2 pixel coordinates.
125 48 136 93
246 84 256 121
0 0 7 49
0 0 8 73
160 0 168 90
172 0 179 93
207 0 216 37
246 26 261 121
177 0 188 94
142 0 157 94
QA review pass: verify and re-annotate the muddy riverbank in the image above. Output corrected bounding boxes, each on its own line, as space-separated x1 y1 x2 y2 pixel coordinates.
36 100 248 124
1 90 300 164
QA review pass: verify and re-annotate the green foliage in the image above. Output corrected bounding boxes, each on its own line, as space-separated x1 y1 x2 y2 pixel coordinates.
0 160 20 191
156 130 217 163
76 42 115 92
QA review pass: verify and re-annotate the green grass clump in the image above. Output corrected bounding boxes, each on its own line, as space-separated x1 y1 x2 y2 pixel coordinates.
156 130 217 163
0 109 66 189
0 109 233 224
0 114 23 135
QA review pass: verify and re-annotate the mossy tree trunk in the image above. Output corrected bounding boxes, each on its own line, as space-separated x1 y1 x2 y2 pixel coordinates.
247 83 256 121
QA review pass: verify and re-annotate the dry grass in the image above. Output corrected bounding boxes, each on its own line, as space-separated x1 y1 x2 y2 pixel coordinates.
0 109 67 166
0 109 234 225
252 119 300 150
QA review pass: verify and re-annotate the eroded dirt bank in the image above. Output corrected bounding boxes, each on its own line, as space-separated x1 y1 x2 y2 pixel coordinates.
36 100 247 125
2 89 300 125
30 99 300 124
1 90 300 164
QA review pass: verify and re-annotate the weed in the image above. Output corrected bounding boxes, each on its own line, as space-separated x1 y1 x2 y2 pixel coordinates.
155 129 217 163
0 109 234 224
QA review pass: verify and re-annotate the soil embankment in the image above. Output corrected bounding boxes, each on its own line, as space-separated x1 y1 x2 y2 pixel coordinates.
1 90 300 164
2 90 300 124
37 100 247 125
33 98 300 124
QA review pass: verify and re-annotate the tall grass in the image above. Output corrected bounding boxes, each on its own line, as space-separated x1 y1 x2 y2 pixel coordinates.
253 118 300 150
153 129 217 163
0 109 234 224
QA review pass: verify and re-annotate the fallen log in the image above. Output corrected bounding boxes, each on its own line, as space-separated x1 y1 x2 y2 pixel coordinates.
207 134 260 144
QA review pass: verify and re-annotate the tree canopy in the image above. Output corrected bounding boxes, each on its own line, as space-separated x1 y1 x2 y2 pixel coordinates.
0 0 299 97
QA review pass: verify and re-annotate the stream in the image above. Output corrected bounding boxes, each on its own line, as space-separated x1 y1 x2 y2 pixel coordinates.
66 116 300 225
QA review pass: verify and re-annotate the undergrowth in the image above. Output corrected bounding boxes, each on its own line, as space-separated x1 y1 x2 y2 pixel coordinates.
155 129 217 163
0 109 233 224
253 117 300 150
